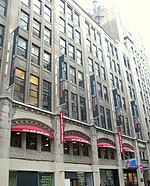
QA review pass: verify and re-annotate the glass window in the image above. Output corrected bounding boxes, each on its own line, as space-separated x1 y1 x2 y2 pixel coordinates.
33 0 41 15
64 62 67 80
64 90 69 116
110 73 114 86
0 25 4 46
129 74 133 84
106 109 112 130
113 60 116 71
0 0 7 16
71 93 78 119
73 142 79 155
115 76 119 89
98 49 103 62
10 131 21 148
43 51 51 71
20 11 29 31
64 141 69 154
100 106 106 128
105 39 109 53
103 86 108 101
31 44 40 65
114 48 118 59
103 148 108 159
97 33 101 45
82 143 89 156
123 56 127 66
75 30 81 45
78 71 84 88
88 58 94 73
41 135 51 151
98 148 102 158
95 62 100 77
97 82 103 98
93 44 97 57
91 27 96 40
43 80 51 111
70 66 76 84
101 66 106 80
14 69 25 102
122 97 126 110
125 118 130 136
29 75 39 106
59 0 65 14
80 97 87 122
68 24 73 39
87 39 92 53
126 71 129 81
60 38 66 54
44 27 51 45
44 6 51 22
110 43 114 56
77 50 82 65
17 37 27 58
119 80 123 92
107 56 112 68
110 149 115 159
74 12 80 26
60 17 66 33
85 22 90 35
66 5 73 20
68 44 74 59
118 95 122 108
128 86 132 98
117 64 121 75
21 0 29 6
33 19 41 38
26 133 37 150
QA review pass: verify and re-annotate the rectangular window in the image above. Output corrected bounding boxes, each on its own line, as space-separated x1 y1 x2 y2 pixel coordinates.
80 97 87 122
97 33 101 45
60 38 66 54
93 44 97 57
91 27 96 40
129 74 133 84
114 48 118 59
75 30 81 45
88 58 94 73
0 25 4 46
123 56 127 66
11 131 21 148
107 56 112 68
43 80 51 111
73 142 79 155
132 89 136 100
60 17 66 33
105 39 109 53
74 12 80 26
20 11 29 31
71 93 78 120
29 75 39 106
59 0 65 14
21 0 29 6
100 106 106 128
68 24 73 39
98 49 103 62
14 69 25 102
68 44 74 59
118 95 122 108
126 71 129 81
125 118 130 136
33 19 41 38
115 76 119 89
87 39 92 53
103 86 108 101
33 0 41 15
85 22 90 35
41 135 51 151
66 5 73 20
110 43 114 56
64 141 69 154
97 82 103 98
64 90 69 116
64 62 67 80
43 51 51 71
101 66 106 80
95 62 100 77
77 50 82 65
110 73 114 86
106 109 112 130
128 86 132 98
17 37 27 59
113 60 116 71
78 71 84 88
127 59 130 69
119 80 123 92
44 6 51 22
26 133 37 150
44 27 51 45
31 44 40 65
0 0 7 16
117 64 121 75
70 66 76 84
82 143 89 156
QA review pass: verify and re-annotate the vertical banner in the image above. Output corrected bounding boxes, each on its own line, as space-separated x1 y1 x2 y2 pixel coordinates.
90 74 98 118
131 101 140 133
60 111 64 144
59 55 65 105
118 127 123 153
9 26 19 87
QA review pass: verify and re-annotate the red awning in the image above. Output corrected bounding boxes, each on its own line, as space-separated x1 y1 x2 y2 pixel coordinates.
11 125 54 139
122 147 134 153
97 142 116 149
64 136 91 145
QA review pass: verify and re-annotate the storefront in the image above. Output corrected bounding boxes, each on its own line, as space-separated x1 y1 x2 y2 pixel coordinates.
123 169 138 186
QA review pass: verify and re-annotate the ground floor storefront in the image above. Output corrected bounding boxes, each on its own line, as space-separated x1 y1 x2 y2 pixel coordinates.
123 169 138 186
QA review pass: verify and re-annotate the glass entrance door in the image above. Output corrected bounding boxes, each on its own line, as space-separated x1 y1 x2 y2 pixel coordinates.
70 179 78 186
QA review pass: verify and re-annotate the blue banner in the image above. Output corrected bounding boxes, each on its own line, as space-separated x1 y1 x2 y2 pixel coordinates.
90 74 98 118
9 26 19 87
59 55 65 105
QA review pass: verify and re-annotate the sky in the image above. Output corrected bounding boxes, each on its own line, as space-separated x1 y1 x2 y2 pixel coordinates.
75 0 150 61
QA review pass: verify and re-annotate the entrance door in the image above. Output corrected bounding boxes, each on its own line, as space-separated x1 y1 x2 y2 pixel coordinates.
70 179 78 186
124 171 138 186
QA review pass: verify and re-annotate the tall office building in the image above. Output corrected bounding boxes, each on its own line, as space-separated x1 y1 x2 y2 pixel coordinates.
0 0 149 186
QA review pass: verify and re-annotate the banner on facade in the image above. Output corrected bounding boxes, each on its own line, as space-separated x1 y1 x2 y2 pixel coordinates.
59 55 65 105
124 159 137 169
60 111 64 144
90 74 98 118
118 127 123 153
9 26 19 87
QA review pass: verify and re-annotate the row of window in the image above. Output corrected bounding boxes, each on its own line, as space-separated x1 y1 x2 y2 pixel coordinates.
105 39 119 60
110 73 124 92
107 56 121 75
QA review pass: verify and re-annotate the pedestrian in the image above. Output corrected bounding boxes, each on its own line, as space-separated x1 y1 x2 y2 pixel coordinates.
147 179 150 186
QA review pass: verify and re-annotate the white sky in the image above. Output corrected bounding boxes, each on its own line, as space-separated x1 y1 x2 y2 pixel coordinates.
75 0 150 61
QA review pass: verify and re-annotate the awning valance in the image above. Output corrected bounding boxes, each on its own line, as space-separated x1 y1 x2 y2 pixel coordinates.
64 135 91 145
122 147 134 153
97 142 116 149
11 125 54 139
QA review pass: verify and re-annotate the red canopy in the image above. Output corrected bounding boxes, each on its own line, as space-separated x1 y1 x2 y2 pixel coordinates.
122 147 134 153
97 142 116 149
64 135 91 145
11 125 54 139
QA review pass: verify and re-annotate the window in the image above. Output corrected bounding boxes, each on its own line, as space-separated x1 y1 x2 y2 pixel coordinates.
126 71 129 81
43 80 51 111
33 0 41 15
77 50 82 65
110 73 114 86
74 12 80 26
113 60 116 71
82 143 89 156
97 33 101 45
78 71 84 88
20 11 29 31
93 44 97 57
119 80 123 92
10 131 21 148
115 76 119 89
44 6 51 22
110 149 115 159
122 97 126 110
43 51 51 71
85 22 90 35
64 62 67 80
123 56 127 66
80 97 86 122
107 56 112 68
106 109 112 130
95 62 100 77
29 75 39 106
125 118 130 136
21 0 29 6
91 28 96 40
73 142 79 155
75 30 81 45
44 27 51 45
0 0 7 16
98 148 102 158
66 5 73 20
88 58 94 73
101 67 106 80
17 37 27 58
68 44 74 59
98 49 103 62
14 69 25 102
114 48 118 59
26 133 37 150
103 148 109 159
105 39 109 53
117 64 121 75
97 82 103 98
60 17 66 33
68 24 73 39
41 136 50 151
60 38 66 54
64 90 69 116
31 44 40 65
103 86 108 101
128 86 132 98
70 66 76 84
129 74 133 84
64 141 69 154
33 19 40 38
100 106 106 128
118 95 122 108
87 39 92 53
59 0 65 14
110 43 114 56
127 59 130 69
71 93 78 119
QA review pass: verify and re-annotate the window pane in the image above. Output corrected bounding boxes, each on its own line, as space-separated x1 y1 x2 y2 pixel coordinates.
44 27 51 45
43 80 51 111
41 135 51 151
26 133 37 150
29 75 39 106
80 97 87 122
71 93 78 119
20 11 29 31
10 131 21 148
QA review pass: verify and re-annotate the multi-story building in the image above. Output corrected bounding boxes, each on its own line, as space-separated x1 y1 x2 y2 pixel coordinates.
0 0 149 186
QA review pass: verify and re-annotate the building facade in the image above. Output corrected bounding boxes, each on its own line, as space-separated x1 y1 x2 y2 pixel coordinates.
0 0 149 186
